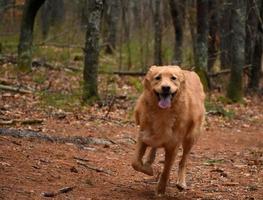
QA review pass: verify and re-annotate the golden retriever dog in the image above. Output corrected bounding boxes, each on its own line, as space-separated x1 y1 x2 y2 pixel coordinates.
132 65 205 195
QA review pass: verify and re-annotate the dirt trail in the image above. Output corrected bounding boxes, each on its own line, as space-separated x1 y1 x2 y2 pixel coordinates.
1 96 263 200
0 66 262 199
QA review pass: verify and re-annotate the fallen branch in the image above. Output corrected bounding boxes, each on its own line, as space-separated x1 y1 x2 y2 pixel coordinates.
20 119 43 125
32 59 82 73
0 128 113 146
99 71 146 76
64 65 82 72
208 65 250 78
0 119 43 125
0 84 33 94
36 43 83 49
76 160 114 176
42 186 74 197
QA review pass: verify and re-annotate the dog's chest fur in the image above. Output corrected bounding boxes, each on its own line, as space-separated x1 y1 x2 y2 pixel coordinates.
140 109 180 147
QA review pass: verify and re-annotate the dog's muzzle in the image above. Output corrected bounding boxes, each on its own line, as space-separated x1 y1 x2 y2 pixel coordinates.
155 88 176 109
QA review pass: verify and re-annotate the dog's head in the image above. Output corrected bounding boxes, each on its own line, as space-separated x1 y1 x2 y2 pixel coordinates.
144 65 185 109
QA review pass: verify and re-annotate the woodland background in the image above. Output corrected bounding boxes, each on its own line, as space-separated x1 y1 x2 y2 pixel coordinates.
0 1 262 199
0 0 262 103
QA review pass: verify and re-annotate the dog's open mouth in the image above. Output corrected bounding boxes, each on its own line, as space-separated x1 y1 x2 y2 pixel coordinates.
155 91 176 109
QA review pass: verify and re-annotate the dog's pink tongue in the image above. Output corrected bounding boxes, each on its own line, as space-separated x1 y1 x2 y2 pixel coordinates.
158 97 171 109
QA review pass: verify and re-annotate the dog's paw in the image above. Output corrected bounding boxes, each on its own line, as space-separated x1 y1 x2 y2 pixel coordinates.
132 162 154 176
142 164 154 176
176 182 187 191
132 161 141 172
155 192 165 198
156 186 166 197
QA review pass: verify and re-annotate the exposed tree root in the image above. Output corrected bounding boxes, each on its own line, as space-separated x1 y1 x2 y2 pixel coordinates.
0 128 113 146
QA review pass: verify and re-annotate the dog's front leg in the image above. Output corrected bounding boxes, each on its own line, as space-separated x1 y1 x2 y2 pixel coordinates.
156 145 178 195
132 137 154 176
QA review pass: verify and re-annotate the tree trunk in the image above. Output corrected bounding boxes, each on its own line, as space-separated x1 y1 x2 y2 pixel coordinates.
17 0 46 71
169 0 185 65
246 0 262 90
195 0 209 90
186 0 197 60
249 34 262 90
207 1 219 71
153 0 162 65
219 0 232 69
121 0 132 70
83 0 103 103
227 0 246 102
79 0 89 28
40 0 52 39
40 0 64 39
132 0 145 69
104 0 120 54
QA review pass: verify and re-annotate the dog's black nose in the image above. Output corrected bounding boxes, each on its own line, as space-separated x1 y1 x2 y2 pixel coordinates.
162 86 170 93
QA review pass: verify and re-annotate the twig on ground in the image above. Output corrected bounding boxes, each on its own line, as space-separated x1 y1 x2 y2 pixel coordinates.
76 160 114 176
0 120 14 125
73 156 90 162
42 186 74 197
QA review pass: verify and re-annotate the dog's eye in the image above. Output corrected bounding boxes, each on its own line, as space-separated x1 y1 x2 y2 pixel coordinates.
155 75 161 81
171 76 177 81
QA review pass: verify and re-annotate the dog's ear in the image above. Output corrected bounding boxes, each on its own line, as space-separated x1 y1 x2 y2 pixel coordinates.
179 71 186 90
180 71 186 83
143 66 157 90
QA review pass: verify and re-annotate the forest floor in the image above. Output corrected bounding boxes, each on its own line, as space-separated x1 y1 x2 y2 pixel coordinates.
0 60 263 200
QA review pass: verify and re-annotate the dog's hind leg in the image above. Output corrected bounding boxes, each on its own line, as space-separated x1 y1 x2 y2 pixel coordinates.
141 147 157 175
145 147 157 165
132 140 154 176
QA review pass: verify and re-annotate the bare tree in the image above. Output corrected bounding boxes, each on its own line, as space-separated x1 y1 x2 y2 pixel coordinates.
0 0 15 23
219 0 232 69
185 0 197 63
83 0 103 103
40 0 64 39
227 0 246 102
207 0 219 71
121 0 132 69
0 42 2 57
195 0 209 90
77 0 89 28
249 32 262 90
17 0 46 71
132 0 145 69
104 0 120 54
245 0 262 90
153 0 162 65
169 0 185 65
